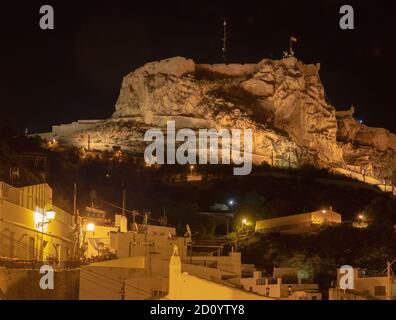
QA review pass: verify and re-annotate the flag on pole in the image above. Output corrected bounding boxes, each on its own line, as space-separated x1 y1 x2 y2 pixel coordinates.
290 36 298 43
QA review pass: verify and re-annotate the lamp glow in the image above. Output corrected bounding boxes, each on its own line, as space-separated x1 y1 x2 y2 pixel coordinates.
86 223 95 232
46 210 56 220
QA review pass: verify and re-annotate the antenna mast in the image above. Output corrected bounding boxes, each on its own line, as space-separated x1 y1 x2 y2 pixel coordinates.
222 19 227 63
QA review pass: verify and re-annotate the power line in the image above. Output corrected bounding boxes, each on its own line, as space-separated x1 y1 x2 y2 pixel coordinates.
81 267 168 299
100 198 188 233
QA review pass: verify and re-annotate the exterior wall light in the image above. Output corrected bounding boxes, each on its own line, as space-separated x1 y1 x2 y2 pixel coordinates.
46 210 56 221
86 223 95 232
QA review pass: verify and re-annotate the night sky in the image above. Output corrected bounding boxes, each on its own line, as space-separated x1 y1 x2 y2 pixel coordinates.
1 0 396 133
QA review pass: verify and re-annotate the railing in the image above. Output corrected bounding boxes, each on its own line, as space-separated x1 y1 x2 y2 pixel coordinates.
0 257 79 270
182 259 218 269
0 254 118 270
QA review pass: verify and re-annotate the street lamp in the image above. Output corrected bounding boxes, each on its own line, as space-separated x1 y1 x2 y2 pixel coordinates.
241 218 248 232
190 165 195 176
86 223 95 232
46 209 56 221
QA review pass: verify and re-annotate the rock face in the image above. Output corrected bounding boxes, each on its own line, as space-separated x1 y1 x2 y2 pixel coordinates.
113 57 196 118
51 56 395 180
108 56 344 167
337 107 396 179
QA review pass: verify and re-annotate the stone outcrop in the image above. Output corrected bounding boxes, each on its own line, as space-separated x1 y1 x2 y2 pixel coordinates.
43 56 395 180
336 107 396 179
108 56 344 167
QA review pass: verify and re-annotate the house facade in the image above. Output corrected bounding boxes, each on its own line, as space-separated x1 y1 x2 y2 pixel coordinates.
0 181 74 263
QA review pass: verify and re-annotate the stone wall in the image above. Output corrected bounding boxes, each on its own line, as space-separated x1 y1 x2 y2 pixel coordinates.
0 269 79 300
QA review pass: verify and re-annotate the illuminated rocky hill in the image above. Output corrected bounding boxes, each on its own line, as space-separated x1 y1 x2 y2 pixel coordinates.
40 56 396 183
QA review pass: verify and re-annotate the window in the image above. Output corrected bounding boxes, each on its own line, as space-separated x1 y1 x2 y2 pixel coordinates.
10 232 16 258
0 233 4 256
151 290 166 297
375 286 386 296
56 244 61 262
256 279 266 285
65 247 70 260
29 237 35 260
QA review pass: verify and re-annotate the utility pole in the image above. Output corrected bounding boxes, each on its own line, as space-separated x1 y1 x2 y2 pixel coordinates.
73 183 80 260
132 210 136 227
385 259 395 300
160 210 168 226
122 189 126 217
387 261 393 300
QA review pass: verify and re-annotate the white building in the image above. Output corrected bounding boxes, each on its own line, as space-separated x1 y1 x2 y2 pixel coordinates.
166 246 273 300
80 223 191 300
329 267 396 300
240 268 322 300
78 207 127 259
79 222 259 300
38 120 105 140
0 181 74 263
255 209 342 235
